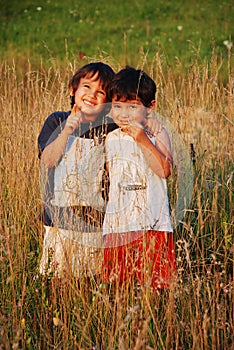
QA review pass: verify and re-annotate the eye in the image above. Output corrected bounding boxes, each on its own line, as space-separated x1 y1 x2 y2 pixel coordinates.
83 84 90 88
97 90 105 96
113 104 121 109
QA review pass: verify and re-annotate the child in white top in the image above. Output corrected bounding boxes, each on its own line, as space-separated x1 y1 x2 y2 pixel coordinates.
102 66 176 289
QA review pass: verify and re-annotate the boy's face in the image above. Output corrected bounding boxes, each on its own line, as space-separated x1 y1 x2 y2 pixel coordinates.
111 97 150 130
72 72 107 122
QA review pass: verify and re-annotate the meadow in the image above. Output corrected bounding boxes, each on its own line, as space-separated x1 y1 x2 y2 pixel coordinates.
0 0 234 349
0 51 233 348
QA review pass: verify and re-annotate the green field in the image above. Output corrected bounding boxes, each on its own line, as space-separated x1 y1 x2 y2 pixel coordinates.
1 0 233 73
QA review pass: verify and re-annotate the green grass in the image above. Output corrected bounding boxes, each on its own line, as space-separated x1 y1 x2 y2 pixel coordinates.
1 0 233 74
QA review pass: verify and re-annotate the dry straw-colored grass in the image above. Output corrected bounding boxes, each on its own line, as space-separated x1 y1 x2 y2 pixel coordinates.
0 53 233 349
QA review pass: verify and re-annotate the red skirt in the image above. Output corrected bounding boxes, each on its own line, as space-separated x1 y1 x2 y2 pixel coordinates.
102 230 176 289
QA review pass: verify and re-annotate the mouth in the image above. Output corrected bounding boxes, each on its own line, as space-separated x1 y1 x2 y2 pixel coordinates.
119 119 130 125
83 99 97 107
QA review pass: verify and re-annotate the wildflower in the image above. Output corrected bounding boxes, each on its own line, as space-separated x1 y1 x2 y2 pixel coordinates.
37 7 42 11
53 317 63 327
35 288 39 293
177 25 183 31
21 318 26 328
223 40 233 50
33 274 39 280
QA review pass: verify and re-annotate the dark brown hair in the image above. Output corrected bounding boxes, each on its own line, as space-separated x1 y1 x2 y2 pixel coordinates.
108 66 156 107
69 62 115 107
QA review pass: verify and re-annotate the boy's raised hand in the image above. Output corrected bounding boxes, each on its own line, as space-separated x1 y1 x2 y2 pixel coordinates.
41 105 84 168
65 104 82 134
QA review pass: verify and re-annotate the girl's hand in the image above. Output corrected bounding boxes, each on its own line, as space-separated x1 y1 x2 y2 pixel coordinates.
64 104 82 134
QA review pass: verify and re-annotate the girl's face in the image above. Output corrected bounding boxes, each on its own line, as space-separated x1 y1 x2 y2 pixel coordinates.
111 97 150 130
72 72 107 122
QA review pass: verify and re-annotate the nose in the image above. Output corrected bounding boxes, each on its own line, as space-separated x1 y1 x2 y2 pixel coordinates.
120 105 130 118
88 90 97 98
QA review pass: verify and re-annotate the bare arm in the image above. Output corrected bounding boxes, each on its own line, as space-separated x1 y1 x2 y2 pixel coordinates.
144 112 162 136
126 123 172 178
41 105 82 168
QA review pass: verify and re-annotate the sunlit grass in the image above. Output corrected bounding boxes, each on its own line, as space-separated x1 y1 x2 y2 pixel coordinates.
0 52 233 349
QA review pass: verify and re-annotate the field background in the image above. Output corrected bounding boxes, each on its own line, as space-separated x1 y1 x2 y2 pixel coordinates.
0 0 233 349
0 0 233 74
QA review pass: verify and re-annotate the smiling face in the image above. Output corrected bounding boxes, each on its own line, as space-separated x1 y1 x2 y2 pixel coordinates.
111 97 150 130
72 72 107 122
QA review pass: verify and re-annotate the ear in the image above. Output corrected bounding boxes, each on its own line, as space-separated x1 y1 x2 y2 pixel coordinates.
69 86 74 96
147 100 156 114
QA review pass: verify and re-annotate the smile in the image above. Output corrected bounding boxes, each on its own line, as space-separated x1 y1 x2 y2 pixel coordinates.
83 99 97 107
119 119 130 124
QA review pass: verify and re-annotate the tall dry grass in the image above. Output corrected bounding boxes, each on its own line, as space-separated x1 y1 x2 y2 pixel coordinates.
0 53 233 349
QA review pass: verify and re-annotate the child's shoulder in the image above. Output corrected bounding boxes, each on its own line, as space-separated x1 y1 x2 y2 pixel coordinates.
43 111 70 130
47 110 70 123
106 127 121 140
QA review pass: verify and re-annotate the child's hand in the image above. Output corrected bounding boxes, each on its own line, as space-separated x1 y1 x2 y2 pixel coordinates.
144 113 162 137
126 121 144 141
65 104 82 134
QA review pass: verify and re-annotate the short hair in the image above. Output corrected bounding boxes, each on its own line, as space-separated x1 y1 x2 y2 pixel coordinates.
108 66 156 107
69 62 115 103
